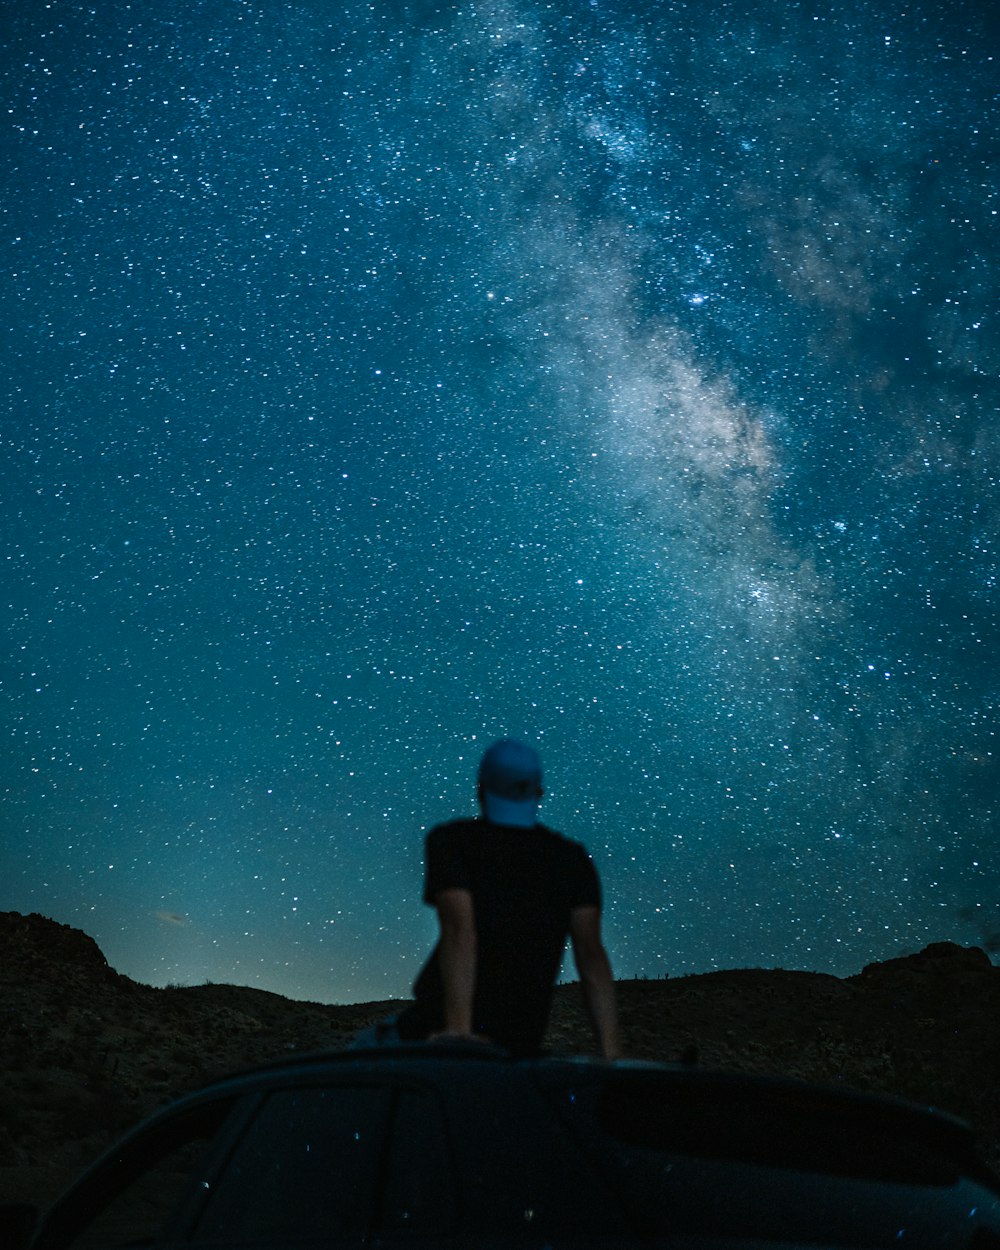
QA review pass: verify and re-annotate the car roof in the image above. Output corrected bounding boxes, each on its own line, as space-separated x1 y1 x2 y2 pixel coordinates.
158 1043 976 1155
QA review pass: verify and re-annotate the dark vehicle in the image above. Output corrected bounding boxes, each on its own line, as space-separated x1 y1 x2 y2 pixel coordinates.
3 1044 999 1249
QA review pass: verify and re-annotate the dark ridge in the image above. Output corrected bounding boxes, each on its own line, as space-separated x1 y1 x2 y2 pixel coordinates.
2 912 999 1207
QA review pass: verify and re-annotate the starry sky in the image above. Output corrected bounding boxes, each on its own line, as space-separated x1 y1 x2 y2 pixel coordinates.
3 0 998 1004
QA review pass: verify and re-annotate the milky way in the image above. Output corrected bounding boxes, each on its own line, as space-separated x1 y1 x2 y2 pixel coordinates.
3 0 997 1002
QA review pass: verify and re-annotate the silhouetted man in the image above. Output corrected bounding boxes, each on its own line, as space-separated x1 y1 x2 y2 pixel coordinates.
396 739 620 1059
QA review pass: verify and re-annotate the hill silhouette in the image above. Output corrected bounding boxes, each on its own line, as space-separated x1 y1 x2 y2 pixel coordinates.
2 911 999 1207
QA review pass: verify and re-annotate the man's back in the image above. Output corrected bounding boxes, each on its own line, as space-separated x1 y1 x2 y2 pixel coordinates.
401 817 601 1055
396 739 620 1060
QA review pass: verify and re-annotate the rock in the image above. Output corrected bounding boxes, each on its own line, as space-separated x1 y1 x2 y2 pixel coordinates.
856 941 993 978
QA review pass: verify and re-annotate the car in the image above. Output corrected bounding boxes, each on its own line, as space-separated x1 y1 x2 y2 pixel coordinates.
3 1042 999 1249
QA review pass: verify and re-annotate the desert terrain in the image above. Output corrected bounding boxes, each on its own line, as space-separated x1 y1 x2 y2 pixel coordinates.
2 910 999 1209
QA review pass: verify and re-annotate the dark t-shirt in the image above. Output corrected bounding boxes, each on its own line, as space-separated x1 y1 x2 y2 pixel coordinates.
397 818 602 1056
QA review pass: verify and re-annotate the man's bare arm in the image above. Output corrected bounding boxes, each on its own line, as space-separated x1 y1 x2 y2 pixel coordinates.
433 887 478 1036
569 904 622 1060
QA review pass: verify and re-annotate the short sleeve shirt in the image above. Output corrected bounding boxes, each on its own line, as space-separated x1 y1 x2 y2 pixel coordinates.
400 818 602 1055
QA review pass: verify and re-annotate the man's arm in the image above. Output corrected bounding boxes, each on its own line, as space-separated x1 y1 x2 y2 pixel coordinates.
433 887 478 1037
569 904 622 1060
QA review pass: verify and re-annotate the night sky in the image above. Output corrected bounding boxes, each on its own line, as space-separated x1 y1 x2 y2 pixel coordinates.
3 0 998 1005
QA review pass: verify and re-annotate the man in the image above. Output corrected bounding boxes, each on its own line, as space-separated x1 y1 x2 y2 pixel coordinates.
396 739 620 1059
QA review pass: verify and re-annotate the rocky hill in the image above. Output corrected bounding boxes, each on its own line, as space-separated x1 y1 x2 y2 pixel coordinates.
3 911 999 1207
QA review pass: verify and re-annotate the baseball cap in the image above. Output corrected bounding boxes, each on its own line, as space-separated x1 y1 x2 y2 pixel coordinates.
478 739 544 828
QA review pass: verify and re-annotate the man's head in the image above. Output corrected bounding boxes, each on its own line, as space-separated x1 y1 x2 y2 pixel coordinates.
477 739 544 828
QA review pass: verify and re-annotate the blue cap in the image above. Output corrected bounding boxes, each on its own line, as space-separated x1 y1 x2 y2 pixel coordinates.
478 739 543 828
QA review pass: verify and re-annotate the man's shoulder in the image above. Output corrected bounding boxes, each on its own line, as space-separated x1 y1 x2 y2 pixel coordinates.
515 823 595 872
424 817 482 851
534 822 589 853
426 816 482 838
535 820 590 850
